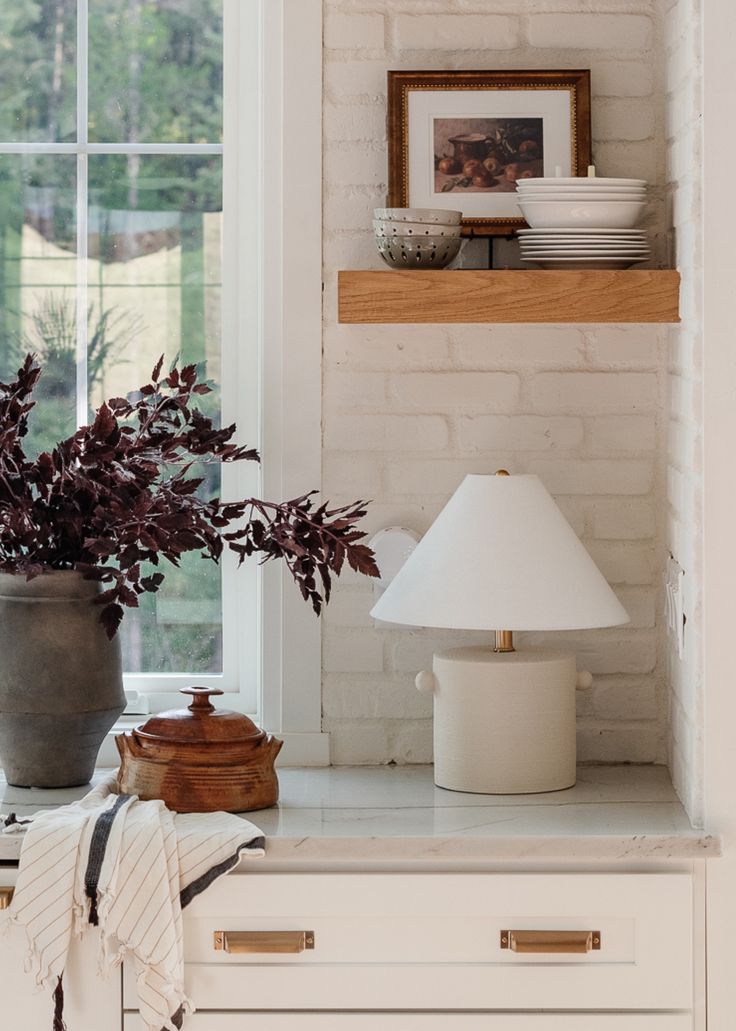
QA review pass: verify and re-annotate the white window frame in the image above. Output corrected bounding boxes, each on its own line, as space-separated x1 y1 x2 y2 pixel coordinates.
124 0 326 764
1 0 327 765
250 0 327 764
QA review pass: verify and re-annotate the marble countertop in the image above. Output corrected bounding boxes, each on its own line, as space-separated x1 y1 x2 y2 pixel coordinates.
0 764 719 865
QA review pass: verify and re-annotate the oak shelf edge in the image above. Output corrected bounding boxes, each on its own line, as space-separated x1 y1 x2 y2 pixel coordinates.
337 269 681 325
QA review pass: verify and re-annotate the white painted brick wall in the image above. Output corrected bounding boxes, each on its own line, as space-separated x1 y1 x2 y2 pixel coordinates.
595 99 656 143
594 60 654 98
389 371 521 411
324 13 385 51
588 415 657 453
393 14 519 51
322 0 671 768
590 498 656 540
664 0 704 826
528 14 653 52
325 413 450 452
457 414 584 452
529 372 659 414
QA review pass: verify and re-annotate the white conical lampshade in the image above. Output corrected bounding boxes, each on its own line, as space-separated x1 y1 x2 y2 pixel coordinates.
370 474 628 631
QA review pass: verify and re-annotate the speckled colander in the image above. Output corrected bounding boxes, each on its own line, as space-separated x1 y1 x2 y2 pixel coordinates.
375 233 463 269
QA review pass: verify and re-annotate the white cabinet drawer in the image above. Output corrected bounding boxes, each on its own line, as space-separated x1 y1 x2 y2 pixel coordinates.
123 872 692 1011
125 1015 692 1030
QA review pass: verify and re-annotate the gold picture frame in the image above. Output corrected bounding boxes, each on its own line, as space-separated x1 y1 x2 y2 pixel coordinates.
387 69 592 237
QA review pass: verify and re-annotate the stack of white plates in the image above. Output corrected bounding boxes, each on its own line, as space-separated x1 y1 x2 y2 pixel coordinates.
515 177 649 267
517 228 650 270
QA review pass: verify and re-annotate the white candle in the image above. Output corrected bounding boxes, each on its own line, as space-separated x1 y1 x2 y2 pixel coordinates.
554 165 562 178
587 164 596 177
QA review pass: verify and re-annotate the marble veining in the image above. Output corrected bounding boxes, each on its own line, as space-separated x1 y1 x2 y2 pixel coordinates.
0 764 719 864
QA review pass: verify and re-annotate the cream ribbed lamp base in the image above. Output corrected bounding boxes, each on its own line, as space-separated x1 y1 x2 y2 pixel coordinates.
416 646 578 795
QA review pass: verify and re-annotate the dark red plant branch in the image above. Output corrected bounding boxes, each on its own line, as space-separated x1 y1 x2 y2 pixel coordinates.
0 356 379 637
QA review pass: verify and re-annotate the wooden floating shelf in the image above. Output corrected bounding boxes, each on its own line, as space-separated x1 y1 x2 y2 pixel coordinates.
338 269 680 325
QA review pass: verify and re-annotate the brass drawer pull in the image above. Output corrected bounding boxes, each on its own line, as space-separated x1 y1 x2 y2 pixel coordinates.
500 930 601 954
0 887 13 910
214 930 315 954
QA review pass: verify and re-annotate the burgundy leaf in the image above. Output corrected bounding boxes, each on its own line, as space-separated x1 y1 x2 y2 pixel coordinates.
117 585 139 607
0 353 377 636
100 603 124 640
86 538 117 557
141 572 165 591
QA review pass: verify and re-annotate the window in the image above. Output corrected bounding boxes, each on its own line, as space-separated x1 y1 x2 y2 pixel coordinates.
0 0 324 754
0 0 249 708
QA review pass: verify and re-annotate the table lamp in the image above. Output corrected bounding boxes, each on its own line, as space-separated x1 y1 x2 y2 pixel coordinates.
370 472 629 794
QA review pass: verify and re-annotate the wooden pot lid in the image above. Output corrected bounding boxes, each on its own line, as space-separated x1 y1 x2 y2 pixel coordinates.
136 687 265 745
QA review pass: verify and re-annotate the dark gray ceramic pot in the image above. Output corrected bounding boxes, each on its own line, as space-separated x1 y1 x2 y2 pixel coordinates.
0 570 126 787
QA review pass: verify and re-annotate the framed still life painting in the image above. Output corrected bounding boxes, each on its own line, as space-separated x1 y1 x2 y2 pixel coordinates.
387 70 592 236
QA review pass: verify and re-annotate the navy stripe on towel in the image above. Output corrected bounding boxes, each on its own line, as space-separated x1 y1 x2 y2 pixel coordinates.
180 838 265 909
84 793 132 924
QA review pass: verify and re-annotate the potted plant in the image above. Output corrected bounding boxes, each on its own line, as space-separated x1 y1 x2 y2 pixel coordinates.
0 355 378 788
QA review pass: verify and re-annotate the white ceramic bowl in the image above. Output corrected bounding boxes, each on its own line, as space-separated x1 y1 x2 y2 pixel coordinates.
517 196 646 206
517 177 647 188
373 207 463 225
373 218 462 237
375 233 463 268
517 185 647 196
515 189 643 196
518 199 647 229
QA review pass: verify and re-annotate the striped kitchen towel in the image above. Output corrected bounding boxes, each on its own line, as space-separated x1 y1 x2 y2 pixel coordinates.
1 774 265 1031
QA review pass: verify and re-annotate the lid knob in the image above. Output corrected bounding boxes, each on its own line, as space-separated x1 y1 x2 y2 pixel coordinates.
180 686 224 716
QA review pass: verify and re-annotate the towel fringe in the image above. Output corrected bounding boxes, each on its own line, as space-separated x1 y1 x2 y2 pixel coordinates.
9 776 263 1031
86 886 99 926
53 974 66 1031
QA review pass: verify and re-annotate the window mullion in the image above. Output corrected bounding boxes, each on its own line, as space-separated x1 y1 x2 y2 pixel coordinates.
85 143 223 155
0 145 221 155
75 0 89 427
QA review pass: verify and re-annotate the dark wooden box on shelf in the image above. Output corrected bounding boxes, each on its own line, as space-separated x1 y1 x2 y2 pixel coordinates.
337 270 680 325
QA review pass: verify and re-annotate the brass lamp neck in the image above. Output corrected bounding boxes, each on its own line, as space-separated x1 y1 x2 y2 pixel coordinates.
494 630 515 653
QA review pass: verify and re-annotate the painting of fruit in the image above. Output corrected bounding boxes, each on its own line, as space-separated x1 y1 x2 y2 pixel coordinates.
438 157 461 175
433 117 544 194
462 159 484 178
483 155 503 175
472 172 496 188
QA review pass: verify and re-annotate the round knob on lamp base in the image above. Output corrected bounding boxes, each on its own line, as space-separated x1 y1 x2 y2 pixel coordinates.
576 670 594 690
415 670 438 695
431 646 577 795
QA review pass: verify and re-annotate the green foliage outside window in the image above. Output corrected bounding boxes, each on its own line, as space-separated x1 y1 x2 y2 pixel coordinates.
0 0 229 676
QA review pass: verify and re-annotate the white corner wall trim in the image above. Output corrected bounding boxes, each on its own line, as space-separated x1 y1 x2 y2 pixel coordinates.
703 0 736 1027
259 0 328 761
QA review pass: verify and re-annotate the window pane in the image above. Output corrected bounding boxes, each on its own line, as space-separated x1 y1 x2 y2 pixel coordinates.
0 1 77 143
87 154 224 674
0 155 77 456
88 0 223 144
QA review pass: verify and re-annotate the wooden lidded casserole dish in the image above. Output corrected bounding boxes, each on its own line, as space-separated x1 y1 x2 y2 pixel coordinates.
116 686 282 813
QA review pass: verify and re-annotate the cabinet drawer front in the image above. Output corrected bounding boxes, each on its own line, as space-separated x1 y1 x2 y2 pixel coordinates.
123 872 692 1011
125 1016 692 1030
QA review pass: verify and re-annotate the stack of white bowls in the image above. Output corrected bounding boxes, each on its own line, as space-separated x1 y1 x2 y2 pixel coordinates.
515 178 650 269
373 208 463 268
